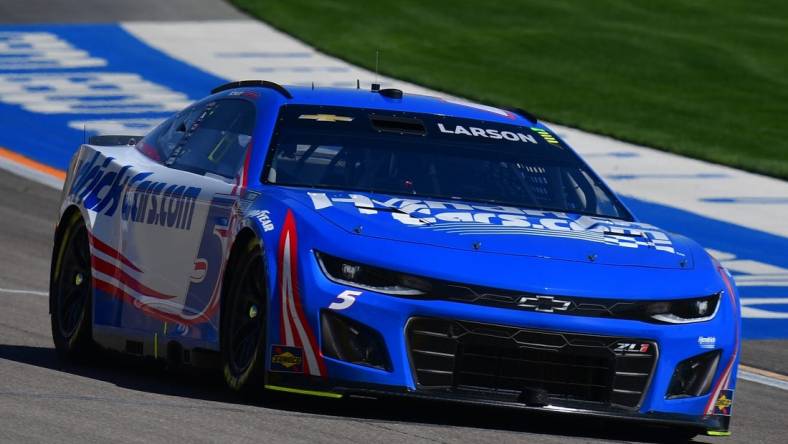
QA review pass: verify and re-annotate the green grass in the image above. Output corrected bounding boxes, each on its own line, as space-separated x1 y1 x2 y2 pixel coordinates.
231 0 788 179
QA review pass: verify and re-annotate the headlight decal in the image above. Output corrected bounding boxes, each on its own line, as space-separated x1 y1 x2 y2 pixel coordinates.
647 293 721 324
315 252 431 296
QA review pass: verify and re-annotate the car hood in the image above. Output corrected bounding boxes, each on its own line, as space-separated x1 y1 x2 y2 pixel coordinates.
281 187 694 269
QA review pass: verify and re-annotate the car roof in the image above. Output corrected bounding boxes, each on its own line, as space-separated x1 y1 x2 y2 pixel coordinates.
216 84 539 127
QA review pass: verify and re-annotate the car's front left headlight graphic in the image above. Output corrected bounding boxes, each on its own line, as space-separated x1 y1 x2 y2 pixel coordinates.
315 251 432 297
644 293 720 324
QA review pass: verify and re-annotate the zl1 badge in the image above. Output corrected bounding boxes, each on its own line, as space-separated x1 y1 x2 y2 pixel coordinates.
270 345 304 373
713 389 734 416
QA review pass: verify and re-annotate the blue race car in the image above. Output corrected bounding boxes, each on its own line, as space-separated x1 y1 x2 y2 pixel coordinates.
50 80 740 438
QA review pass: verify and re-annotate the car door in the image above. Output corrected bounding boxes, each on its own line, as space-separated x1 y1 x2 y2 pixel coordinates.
117 98 256 343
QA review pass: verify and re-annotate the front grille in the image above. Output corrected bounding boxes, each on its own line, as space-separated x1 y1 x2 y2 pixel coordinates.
406 318 657 410
416 278 719 323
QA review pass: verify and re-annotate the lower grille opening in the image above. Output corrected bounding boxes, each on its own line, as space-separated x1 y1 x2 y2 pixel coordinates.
456 343 613 404
406 317 656 410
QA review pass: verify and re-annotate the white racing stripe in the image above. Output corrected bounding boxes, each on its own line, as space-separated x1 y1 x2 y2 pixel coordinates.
279 234 295 346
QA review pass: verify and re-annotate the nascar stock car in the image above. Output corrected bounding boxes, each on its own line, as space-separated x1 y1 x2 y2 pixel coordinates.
50 80 739 438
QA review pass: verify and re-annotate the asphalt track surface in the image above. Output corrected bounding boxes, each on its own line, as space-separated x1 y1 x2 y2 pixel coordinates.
0 0 246 23
0 1 786 443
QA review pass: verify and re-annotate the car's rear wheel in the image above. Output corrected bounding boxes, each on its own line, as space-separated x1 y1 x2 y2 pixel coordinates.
50 212 94 361
221 238 267 394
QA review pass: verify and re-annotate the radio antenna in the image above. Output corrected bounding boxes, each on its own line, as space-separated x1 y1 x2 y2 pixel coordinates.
356 79 360 89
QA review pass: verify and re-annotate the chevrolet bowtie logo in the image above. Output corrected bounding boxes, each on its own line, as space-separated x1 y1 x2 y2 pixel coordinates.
298 114 354 122
516 295 571 313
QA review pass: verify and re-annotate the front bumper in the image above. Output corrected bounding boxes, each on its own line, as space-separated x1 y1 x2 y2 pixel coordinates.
268 255 739 433
336 382 730 432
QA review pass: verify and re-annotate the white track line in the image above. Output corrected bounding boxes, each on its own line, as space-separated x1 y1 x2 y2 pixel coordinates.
0 287 48 296
0 154 63 190
738 367 788 391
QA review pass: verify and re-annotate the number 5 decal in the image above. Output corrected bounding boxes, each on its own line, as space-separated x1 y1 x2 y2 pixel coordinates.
329 290 362 310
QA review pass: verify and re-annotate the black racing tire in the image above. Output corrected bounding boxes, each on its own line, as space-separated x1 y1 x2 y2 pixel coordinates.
221 238 267 395
50 211 95 361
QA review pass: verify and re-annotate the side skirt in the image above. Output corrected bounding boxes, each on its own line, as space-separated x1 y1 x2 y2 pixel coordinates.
93 325 220 369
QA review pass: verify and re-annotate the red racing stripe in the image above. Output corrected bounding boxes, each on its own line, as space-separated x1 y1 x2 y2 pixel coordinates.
92 256 176 300
93 278 218 326
241 140 253 188
88 233 142 273
277 210 326 377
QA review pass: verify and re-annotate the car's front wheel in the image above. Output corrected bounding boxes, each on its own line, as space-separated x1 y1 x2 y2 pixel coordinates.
221 238 267 394
50 211 94 361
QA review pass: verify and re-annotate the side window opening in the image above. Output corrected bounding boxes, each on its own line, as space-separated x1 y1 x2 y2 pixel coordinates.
136 104 204 162
165 99 256 179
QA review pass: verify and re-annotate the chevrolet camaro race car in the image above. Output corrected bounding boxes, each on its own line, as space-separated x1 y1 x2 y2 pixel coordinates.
50 80 740 438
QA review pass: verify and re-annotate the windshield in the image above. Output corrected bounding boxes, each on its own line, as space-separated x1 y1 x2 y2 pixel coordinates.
264 105 631 220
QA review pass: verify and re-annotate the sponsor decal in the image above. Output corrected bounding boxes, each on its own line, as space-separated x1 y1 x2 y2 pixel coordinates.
307 192 676 253
613 342 651 353
120 180 201 230
531 127 560 144
437 123 537 143
249 209 274 232
227 90 259 99
70 152 201 230
698 336 717 349
270 345 304 373
704 267 740 416
712 389 733 416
